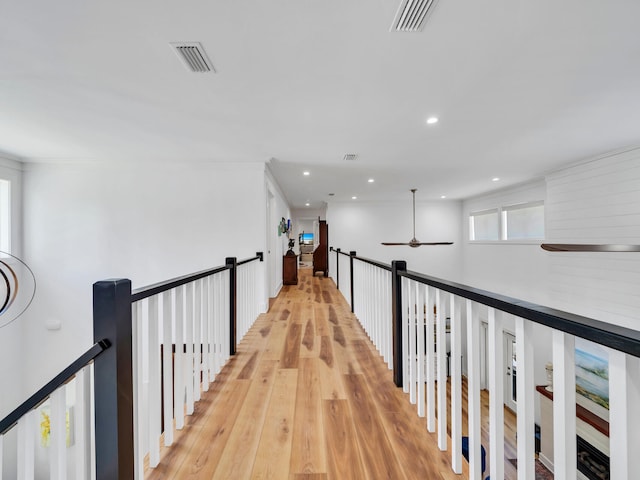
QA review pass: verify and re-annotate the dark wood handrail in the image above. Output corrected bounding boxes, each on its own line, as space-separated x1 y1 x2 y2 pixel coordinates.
330 246 640 358
131 253 262 302
0 340 110 435
401 268 640 358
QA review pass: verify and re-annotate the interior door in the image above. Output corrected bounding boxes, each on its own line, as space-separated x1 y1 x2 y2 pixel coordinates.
504 332 517 412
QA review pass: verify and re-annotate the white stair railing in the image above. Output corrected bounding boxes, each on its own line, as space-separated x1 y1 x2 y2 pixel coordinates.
333 249 640 480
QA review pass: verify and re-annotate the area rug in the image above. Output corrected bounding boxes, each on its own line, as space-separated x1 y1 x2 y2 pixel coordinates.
507 459 553 480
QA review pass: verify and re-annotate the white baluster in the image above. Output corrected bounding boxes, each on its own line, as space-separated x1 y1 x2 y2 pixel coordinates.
0 432 3 480
223 271 230 361
162 291 174 446
132 301 145 479
185 282 194 415
385 271 392 368
408 280 416 405
516 316 535 480
201 278 210 391
416 283 425 418
50 387 67 480
609 349 640 480
401 277 409 394
193 280 202 401
552 330 576 479
466 300 482 480
174 286 185 431
450 294 462 473
17 410 34 480
75 366 92 480
148 295 161 467
214 273 222 374
207 276 215 383
436 289 447 451
426 286 435 433
487 307 504 480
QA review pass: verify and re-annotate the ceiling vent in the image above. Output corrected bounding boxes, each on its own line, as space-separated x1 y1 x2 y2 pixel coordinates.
391 0 438 32
343 154 359 161
170 42 215 73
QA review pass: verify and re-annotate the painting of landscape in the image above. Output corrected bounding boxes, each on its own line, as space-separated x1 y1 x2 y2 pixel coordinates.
575 338 609 410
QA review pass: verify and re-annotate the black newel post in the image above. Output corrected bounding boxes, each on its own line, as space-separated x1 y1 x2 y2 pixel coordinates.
256 251 264 261
392 260 407 387
349 251 356 313
93 279 134 480
335 248 341 290
226 257 237 355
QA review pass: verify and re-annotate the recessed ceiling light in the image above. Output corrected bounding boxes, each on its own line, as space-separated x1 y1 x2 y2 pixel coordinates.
305 202 310 206
303 171 310 176
426 116 439 125
492 177 500 182
368 178 375 183
440 195 446 199
328 193 335 196
352 196 357 200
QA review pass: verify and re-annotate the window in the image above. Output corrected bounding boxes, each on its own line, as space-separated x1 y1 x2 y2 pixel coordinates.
502 201 544 240
469 209 499 241
0 179 9 252
470 201 544 241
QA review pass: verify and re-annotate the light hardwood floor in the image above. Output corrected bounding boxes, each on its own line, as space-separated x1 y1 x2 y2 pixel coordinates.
146 268 521 480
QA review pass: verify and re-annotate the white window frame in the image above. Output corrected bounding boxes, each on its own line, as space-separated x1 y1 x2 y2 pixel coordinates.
469 208 500 241
469 201 545 243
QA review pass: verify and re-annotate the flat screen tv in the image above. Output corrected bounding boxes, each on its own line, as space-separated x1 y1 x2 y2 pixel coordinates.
300 232 314 244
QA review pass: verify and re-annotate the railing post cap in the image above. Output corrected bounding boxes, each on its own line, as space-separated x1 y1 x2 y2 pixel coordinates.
391 260 407 272
350 251 357 256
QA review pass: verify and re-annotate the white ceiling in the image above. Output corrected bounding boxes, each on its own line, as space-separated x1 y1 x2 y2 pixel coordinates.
2 1 640 207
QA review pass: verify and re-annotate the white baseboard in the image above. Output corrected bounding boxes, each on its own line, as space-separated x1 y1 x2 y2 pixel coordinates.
538 453 553 473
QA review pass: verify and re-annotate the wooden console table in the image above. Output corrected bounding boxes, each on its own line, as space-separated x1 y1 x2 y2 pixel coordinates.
283 253 298 285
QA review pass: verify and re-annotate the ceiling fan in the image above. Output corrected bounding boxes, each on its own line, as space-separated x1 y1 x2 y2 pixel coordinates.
381 189 454 248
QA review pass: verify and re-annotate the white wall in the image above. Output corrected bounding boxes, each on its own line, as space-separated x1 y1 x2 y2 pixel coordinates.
462 179 549 304
0 158 24 418
327 199 462 275
19 161 268 399
546 148 640 329
264 170 291 299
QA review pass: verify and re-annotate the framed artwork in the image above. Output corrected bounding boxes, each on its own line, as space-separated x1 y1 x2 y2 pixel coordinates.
575 338 609 411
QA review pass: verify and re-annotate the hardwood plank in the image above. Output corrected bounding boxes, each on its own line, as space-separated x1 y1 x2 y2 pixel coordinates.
317 336 347 401
343 374 406 479
301 318 315 352
322 399 366 480
237 351 259 379
290 474 327 480
314 305 330 337
155 379 250 479
250 369 298 480
212 361 278 479
281 323 302 369
289 357 326 475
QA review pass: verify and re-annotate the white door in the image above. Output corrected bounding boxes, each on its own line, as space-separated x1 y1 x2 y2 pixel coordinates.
504 332 517 412
267 190 277 298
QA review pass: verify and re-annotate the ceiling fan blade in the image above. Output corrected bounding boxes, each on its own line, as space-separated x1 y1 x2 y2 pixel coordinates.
541 243 640 252
416 242 454 246
381 242 411 245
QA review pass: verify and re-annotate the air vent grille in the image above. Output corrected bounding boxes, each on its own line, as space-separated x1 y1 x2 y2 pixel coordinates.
170 42 215 73
343 154 359 161
391 0 438 32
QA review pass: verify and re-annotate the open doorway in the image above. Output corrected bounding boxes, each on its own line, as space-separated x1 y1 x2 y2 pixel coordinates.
504 332 517 412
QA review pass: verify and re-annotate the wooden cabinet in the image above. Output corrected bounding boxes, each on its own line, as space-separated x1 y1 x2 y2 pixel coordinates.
283 254 298 285
313 220 328 276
